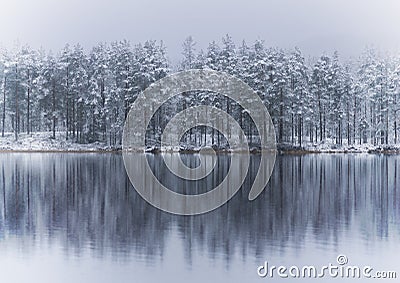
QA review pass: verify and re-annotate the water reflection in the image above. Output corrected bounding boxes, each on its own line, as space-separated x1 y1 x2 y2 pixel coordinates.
0 153 399 282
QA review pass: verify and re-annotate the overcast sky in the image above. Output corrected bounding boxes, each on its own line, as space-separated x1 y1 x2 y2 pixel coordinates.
1 0 400 62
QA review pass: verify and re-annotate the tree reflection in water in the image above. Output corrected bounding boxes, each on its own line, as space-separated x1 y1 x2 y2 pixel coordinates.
0 153 399 266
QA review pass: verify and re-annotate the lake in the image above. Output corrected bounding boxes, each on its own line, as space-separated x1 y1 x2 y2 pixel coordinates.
0 153 399 282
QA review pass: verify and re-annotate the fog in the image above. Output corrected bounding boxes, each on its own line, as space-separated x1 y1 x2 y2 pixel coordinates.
1 0 400 61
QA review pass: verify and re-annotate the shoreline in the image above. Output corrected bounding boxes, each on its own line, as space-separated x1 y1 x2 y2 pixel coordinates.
2 133 400 154
2 132 400 154
0 149 121 153
0 148 399 154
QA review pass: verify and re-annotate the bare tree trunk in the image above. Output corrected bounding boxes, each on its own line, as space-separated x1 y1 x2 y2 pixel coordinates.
204 107 208 145
52 78 56 139
347 100 350 145
323 114 326 141
353 96 356 144
394 93 397 144
315 125 318 143
291 113 294 144
101 78 106 141
226 96 230 139
279 88 283 143
72 92 75 139
2 76 6 137
124 66 130 120
386 98 389 144
27 69 31 135
14 64 19 141
298 116 302 147
318 91 322 142
66 65 69 140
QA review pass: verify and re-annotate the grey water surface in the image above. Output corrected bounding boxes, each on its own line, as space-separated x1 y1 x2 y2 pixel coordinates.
0 153 399 282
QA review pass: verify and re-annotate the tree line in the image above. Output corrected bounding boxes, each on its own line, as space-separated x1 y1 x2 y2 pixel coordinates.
1 35 400 148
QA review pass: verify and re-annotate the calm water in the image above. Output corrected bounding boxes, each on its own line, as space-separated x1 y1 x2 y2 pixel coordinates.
0 153 399 282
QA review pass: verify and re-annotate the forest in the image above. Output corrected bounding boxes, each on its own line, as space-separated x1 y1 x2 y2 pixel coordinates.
0 35 399 149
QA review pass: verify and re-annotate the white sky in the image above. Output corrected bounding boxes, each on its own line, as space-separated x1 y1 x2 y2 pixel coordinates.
1 0 400 61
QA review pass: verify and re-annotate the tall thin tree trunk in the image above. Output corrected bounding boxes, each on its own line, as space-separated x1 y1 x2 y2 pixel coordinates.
27 69 30 135
298 116 302 147
72 94 75 139
318 91 322 142
347 100 350 145
124 66 129 120
226 96 230 139
353 96 356 144
14 64 18 141
279 88 283 143
291 113 294 144
2 76 6 137
394 93 397 144
52 78 56 139
386 97 389 144
101 78 106 141
66 65 69 140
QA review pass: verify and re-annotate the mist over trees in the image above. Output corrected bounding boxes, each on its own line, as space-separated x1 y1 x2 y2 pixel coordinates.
1 35 400 148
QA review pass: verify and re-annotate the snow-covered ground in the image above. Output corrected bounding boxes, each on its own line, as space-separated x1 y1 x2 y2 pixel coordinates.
279 141 400 153
0 132 113 151
1 132 400 153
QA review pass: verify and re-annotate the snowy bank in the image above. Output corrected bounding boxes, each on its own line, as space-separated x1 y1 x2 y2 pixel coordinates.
278 142 400 154
0 132 116 152
1 132 400 154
